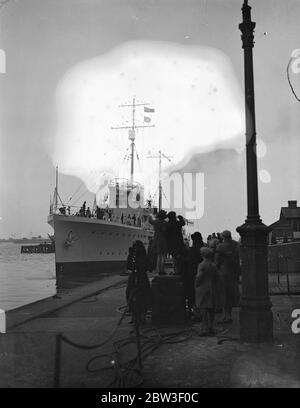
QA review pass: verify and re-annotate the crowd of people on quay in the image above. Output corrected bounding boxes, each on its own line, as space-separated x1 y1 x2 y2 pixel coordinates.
125 209 241 335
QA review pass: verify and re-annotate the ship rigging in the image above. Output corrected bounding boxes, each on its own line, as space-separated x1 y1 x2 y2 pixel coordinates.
111 97 155 184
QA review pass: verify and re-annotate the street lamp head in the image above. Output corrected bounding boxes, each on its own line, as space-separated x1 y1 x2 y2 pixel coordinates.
241 0 252 22
239 0 256 48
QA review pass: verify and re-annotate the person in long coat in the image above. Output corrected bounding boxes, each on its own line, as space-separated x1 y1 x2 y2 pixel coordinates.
215 230 241 323
126 240 152 324
185 232 205 314
148 210 168 274
195 247 217 335
147 236 156 272
165 211 186 275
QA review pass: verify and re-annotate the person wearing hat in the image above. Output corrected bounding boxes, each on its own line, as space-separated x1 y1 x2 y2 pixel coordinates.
217 232 223 243
215 230 241 323
148 210 168 275
208 237 219 253
165 211 186 275
194 247 217 335
185 232 205 316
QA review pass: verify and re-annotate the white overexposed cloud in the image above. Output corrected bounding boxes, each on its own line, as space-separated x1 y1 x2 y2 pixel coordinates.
53 40 244 200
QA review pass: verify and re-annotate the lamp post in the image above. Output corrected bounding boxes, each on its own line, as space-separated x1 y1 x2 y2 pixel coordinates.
236 0 273 342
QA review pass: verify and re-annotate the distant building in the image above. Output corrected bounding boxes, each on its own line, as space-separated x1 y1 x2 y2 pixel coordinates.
269 200 300 244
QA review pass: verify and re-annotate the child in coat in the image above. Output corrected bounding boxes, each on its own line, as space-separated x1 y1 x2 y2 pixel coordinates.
195 247 217 335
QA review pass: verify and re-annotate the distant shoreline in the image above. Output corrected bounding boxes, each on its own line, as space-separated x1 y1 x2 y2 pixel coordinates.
0 238 52 244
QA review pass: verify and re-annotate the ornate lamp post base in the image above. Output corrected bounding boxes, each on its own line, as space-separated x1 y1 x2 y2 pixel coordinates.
237 221 273 342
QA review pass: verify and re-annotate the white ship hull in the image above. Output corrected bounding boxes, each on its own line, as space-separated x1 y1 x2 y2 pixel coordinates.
48 214 153 276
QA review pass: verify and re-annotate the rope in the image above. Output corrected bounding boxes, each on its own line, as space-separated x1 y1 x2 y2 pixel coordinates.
287 57 300 102
162 188 171 207
217 336 239 345
71 189 90 207
66 182 85 205
55 317 231 388
60 298 128 351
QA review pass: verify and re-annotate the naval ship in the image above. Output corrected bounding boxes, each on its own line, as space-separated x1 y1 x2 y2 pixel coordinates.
48 98 157 275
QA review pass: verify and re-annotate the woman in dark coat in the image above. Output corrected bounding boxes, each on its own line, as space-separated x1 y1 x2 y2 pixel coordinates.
215 230 241 323
185 232 205 314
148 210 168 274
195 247 217 335
165 211 186 275
126 240 152 324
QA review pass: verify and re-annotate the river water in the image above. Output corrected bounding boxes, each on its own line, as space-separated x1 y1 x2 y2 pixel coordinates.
1 241 299 312
0 242 56 311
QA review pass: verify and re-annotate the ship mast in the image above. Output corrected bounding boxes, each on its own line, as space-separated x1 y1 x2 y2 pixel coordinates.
147 150 173 211
51 165 59 213
52 165 64 213
111 97 155 184
55 165 58 211
129 97 136 182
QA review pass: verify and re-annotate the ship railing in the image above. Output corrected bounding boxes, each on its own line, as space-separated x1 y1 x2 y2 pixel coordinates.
53 206 149 228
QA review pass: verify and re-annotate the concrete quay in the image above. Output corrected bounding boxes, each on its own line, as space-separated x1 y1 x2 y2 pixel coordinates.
0 272 300 388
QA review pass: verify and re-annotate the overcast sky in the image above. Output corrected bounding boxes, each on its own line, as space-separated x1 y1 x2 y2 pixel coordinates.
0 0 299 239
